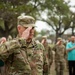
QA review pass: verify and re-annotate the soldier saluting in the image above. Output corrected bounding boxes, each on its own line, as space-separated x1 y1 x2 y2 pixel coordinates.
0 14 44 75
53 38 66 75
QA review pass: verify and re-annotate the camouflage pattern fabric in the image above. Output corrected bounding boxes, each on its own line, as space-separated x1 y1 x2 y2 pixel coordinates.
0 38 31 75
24 40 44 75
53 44 66 75
0 38 44 75
43 44 53 75
17 15 35 27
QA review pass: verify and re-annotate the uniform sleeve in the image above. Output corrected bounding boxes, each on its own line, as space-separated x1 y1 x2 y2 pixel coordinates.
48 46 53 64
52 44 56 52
41 44 48 65
0 38 26 61
31 42 44 75
63 45 67 59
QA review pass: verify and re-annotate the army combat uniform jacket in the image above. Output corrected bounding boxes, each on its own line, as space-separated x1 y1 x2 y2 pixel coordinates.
53 44 66 75
53 44 66 62
43 43 53 75
0 38 44 75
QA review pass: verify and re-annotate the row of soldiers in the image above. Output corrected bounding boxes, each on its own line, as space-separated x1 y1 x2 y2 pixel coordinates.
0 14 67 75
0 14 53 75
41 36 66 75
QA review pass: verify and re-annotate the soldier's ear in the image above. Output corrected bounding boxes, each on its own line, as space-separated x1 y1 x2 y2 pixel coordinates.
17 25 21 31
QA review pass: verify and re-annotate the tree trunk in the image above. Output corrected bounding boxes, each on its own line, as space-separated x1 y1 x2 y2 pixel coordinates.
55 29 62 43
55 30 59 43
72 27 74 36
4 20 9 37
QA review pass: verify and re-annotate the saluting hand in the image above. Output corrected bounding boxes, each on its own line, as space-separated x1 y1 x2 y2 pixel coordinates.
0 37 6 44
21 27 32 40
56 41 61 45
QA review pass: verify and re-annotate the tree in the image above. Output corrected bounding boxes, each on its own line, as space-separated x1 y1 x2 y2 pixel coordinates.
70 12 75 35
0 0 39 37
36 0 73 42
0 0 75 40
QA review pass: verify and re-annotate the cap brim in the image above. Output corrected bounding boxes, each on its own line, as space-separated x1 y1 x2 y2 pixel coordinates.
23 24 37 27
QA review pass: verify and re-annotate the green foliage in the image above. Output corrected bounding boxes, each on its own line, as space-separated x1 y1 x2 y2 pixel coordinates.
0 0 74 38
0 0 36 37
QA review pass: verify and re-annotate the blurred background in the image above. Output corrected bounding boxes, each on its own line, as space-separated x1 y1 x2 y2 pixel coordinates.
0 0 75 43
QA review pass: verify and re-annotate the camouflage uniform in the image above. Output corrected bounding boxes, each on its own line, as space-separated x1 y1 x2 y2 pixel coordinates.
26 40 44 75
43 44 53 75
53 41 66 75
0 38 31 75
41 36 53 75
0 15 45 75
0 37 6 75
7 35 13 41
0 38 45 75
18 14 44 75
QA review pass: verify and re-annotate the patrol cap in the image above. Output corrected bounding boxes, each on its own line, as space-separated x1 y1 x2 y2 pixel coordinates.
57 37 62 41
42 36 47 39
17 14 35 27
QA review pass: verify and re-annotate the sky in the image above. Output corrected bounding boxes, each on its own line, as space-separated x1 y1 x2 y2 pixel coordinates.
35 0 75 33
65 0 75 12
35 21 51 32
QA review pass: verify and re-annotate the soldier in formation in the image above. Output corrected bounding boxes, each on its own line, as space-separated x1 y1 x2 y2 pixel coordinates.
41 36 53 75
53 38 66 75
0 14 46 75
